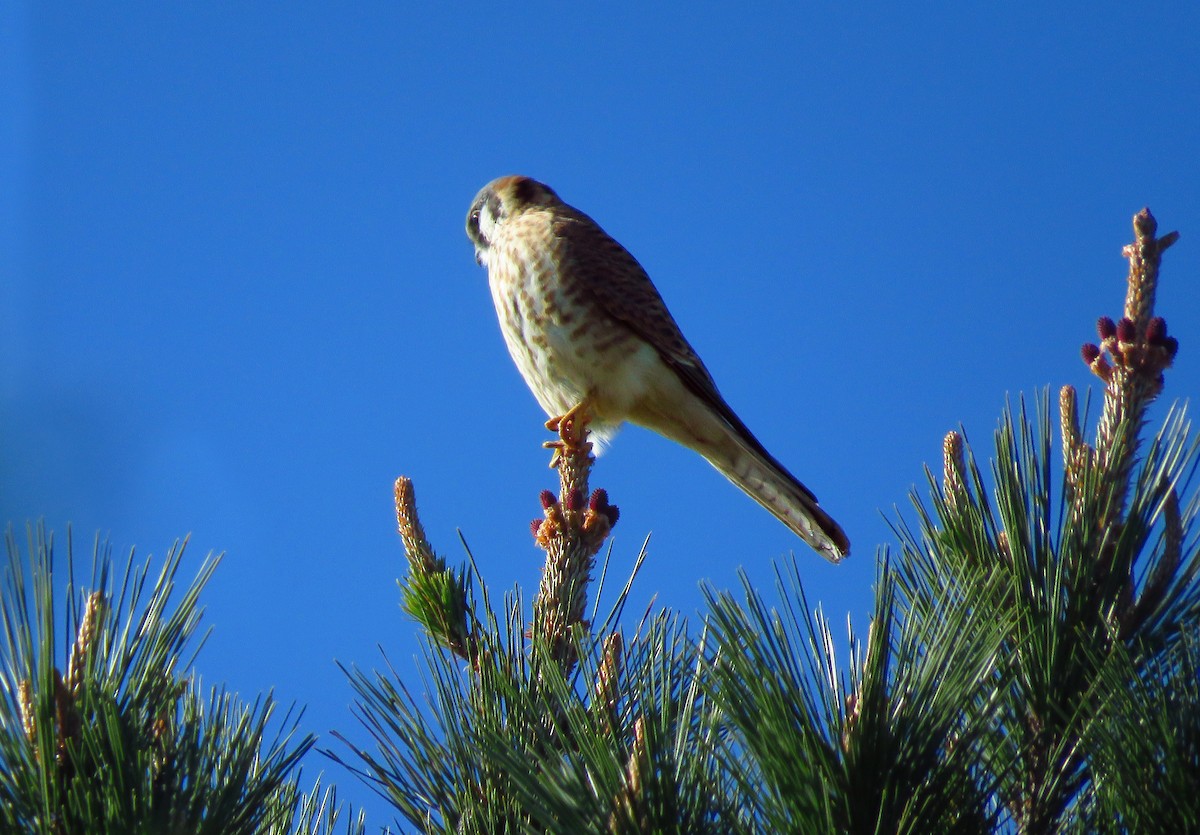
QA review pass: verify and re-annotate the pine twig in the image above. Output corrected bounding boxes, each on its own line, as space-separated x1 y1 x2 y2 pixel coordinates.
531 409 620 677
393 476 476 662
1083 209 1180 521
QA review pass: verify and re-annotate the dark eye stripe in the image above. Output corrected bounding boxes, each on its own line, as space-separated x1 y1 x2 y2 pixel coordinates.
486 192 505 222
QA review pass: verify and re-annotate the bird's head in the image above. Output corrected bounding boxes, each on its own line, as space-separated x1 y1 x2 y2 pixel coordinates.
466 175 559 267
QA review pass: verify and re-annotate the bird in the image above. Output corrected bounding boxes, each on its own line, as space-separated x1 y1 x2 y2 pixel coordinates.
465 175 849 562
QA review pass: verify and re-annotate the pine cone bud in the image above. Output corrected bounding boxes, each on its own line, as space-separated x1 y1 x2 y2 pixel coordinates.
1081 343 1101 364
539 490 556 509
1097 316 1116 339
589 488 609 511
1147 317 1167 343
566 488 584 512
1116 317 1136 343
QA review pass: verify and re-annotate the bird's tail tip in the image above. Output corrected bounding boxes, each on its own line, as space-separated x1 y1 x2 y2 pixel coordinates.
818 535 851 564
803 518 850 564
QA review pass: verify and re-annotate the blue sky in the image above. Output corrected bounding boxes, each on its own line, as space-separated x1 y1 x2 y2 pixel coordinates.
3 2 1198 829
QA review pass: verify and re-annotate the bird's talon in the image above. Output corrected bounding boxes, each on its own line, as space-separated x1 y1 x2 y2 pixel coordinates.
546 403 590 436
543 439 566 468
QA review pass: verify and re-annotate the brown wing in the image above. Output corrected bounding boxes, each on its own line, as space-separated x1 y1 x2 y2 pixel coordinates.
551 208 821 505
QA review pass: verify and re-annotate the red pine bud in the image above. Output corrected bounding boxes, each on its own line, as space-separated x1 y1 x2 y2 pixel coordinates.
1163 336 1179 358
589 488 609 511
1147 317 1167 343
566 488 584 512
1097 316 1117 339
539 490 556 509
1081 343 1101 364
530 519 543 538
1116 317 1136 343
604 505 621 526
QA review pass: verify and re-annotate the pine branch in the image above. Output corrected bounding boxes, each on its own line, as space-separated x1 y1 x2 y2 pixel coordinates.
394 477 476 663
0 524 346 834
1081 209 1180 523
531 409 620 678
703 556 1009 834
894 208 1195 834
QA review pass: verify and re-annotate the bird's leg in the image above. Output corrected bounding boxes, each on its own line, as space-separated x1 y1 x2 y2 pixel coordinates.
544 400 594 469
544 399 589 433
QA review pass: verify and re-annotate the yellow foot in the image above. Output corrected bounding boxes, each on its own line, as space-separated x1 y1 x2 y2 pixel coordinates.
543 438 566 468
545 401 591 434
544 402 593 468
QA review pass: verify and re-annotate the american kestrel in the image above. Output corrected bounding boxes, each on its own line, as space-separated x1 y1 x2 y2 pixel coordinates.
466 175 850 562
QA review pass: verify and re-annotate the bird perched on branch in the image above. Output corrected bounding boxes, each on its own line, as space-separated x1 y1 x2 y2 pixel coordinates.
466 175 849 562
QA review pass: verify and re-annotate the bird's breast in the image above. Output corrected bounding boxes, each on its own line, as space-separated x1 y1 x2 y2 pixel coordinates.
487 226 652 424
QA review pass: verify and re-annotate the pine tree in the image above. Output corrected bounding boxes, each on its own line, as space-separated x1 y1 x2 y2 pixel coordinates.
0 524 365 835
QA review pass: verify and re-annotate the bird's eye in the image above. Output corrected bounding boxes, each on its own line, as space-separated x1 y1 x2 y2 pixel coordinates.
469 209 481 228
